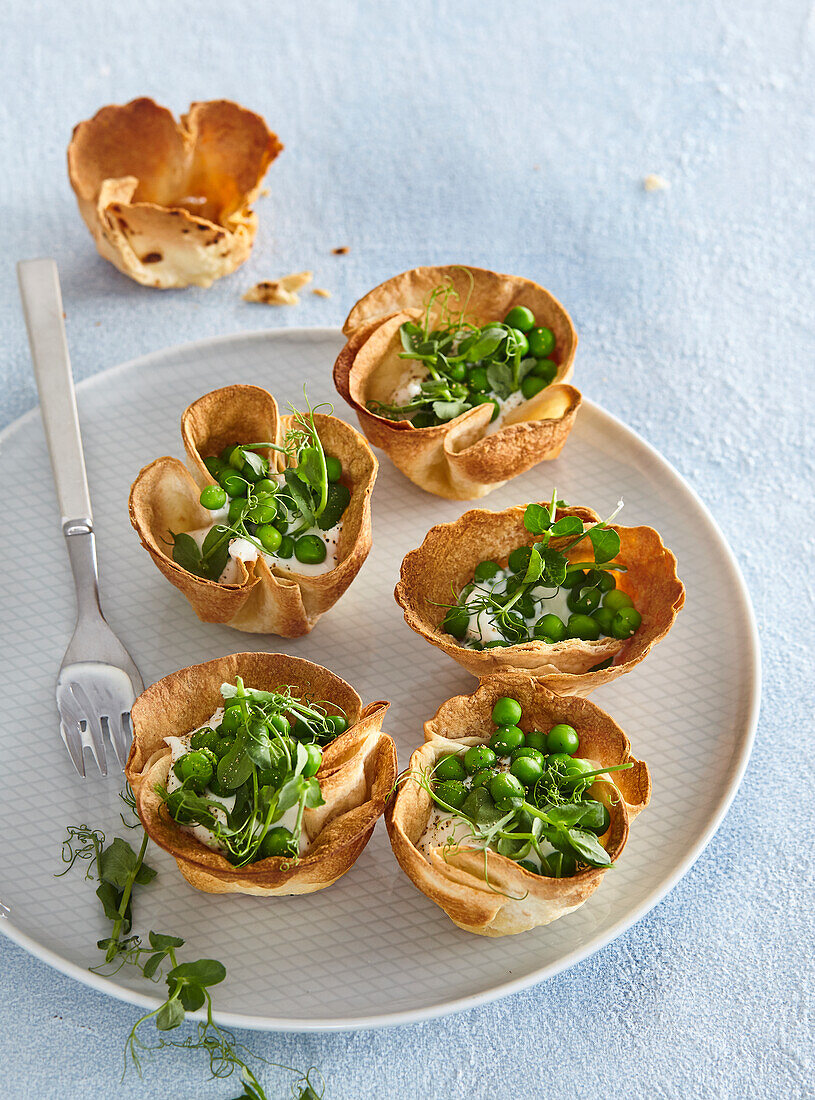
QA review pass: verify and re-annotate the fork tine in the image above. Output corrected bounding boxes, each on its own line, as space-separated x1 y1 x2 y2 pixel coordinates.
106 711 132 770
69 681 108 776
58 716 86 777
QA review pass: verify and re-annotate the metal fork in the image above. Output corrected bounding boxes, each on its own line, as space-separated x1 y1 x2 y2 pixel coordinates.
17 259 143 777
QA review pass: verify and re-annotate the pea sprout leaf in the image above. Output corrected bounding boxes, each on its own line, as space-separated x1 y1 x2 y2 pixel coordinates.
155 998 185 1031
550 516 583 537
466 326 506 361
171 532 206 577
99 837 156 889
522 544 543 585
561 826 612 867
283 469 316 527
523 503 551 535
486 361 514 399
201 525 230 580
588 525 621 564
240 449 267 477
148 931 185 952
432 399 469 421
539 547 568 587
304 777 325 809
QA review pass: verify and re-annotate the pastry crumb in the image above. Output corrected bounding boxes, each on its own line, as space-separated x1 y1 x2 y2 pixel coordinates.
332 246 350 255
312 288 331 298
643 173 670 192
259 187 270 197
243 271 313 305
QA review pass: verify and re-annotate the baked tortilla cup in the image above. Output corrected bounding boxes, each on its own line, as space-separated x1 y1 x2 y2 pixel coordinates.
129 384 377 637
68 97 282 288
386 675 649 936
333 265 581 500
395 502 684 696
126 652 395 896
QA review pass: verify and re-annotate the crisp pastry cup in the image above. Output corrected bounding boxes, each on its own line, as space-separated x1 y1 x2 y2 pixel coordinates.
333 265 581 500
386 674 650 936
129 384 377 637
68 97 282 288
395 502 685 696
126 652 395 896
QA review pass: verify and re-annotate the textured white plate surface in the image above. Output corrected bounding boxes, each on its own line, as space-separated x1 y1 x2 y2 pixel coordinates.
0 329 759 1031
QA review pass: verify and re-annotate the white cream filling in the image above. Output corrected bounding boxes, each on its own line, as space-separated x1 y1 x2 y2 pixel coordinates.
461 567 573 646
418 807 556 868
164 701 311 856
186 517 343 581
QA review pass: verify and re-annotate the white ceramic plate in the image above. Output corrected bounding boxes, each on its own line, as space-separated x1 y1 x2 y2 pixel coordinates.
0 328 759 1031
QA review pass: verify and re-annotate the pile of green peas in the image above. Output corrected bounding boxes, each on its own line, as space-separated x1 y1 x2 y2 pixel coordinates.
168 694 348 861
431 695 611 867
409 306 558 429
197 444 346 568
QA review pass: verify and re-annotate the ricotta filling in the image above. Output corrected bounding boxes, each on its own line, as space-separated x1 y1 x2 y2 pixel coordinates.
461 566 573 647
185 516 343 582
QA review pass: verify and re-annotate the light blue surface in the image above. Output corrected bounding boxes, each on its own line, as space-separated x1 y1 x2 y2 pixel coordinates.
1 1 812 1097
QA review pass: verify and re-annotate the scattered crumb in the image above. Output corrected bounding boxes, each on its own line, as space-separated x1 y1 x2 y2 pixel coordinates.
312 288 331 298
243 271 313 306
332 246 350 255
643 173 670 192
259 187 270 197
95 321 101 326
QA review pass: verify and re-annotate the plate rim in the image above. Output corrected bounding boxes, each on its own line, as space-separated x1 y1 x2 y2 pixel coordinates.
0 325 761 1032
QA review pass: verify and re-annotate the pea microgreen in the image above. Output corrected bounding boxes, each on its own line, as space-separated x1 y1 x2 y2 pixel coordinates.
366 270 558 428
58 800 326 1099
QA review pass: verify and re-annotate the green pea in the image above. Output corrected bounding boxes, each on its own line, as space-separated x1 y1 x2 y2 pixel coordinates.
249 502 277 525
567 614 601 641
584 569 616 593
474 560 501 583
562 757 596 787
190 727 219 752
510 755 544 786
468 366 489 392
592 606 615 635
219 708 242 735
293 717 317 742
603 589 634 613
203 456 224 478
447 362 467 383
541 849 576 877
612 607 642 639
512 329 530 357
328 714 348 736
259 827 296 859
228 498 247 524
199 484 227 511
521 375 546 400
219 472 247 499
270 714 291 736
491 697 523 727
546 723 579 755
277 535 294 559
582 800 611 835
173 748 215 790
273 513 289 533
547 752 572 768
302 743 323 778
507 545 532 574
295 535 327 566
470 767 499 790
524 730 548 752
503 306 536 332
165 789 195 823
434 754 468 782
484 639 511 648
484 397 501 421
567 586 601 615
255 477 278 495
530 358 558 384
463 745 497 774
434 779 468 810
324 455 342 481
442 604 469 641
257 525 282 553
488 772 526 809
528 326 556 358
517 859 540 874
411 411 436 428
561 569 588 589
534 614 567 642
510 746 545 764
225 445 244 471
489 724 525 754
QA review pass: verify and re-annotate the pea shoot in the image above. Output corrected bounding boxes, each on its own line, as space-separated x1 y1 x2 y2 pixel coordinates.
159 677 349 867
171 395 349 582
366 273 560 428
440 490 643 650
58 790 325 1099
422 697 630 883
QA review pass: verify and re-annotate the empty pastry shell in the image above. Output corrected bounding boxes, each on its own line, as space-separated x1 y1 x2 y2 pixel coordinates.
68 97 282 288
386 673 649 935
333 265 581 499
394 502 684 695
129 384 377 636
126 652 395 896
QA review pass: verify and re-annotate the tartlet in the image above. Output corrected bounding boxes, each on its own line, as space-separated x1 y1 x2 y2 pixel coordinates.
394 499 684 695
386 675 650 936
334 265 581 500
129 384 377 637
126 652 395 896
68 97 282 288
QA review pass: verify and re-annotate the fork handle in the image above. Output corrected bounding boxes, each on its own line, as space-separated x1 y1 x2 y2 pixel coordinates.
17 258 93 526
